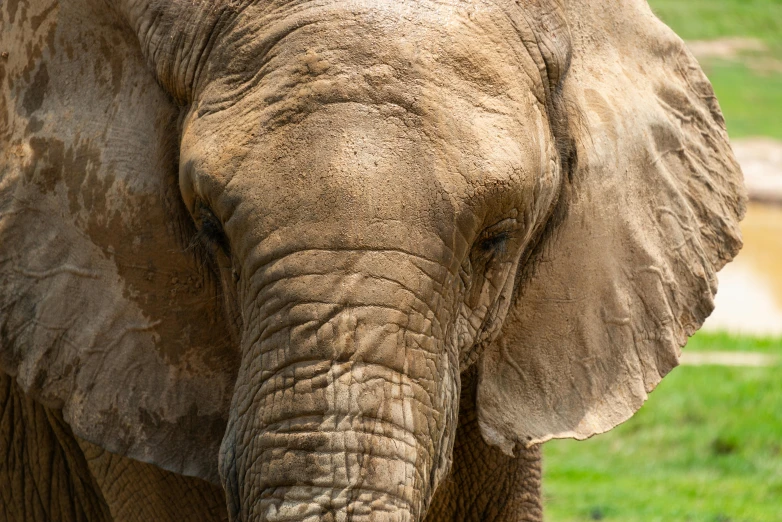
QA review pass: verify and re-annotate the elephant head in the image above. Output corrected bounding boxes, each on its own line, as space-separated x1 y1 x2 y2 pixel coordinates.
1 0 745 520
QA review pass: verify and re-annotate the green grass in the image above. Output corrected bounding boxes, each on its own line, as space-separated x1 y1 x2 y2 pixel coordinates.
686 331 782 354
543 333 782 521
704 61 782 140
649 0 782 44
648 0 782 140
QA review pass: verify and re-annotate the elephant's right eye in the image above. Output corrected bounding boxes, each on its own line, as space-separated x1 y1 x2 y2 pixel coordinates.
195 203 231 257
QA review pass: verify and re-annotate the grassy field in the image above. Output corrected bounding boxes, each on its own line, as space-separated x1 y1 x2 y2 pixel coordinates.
649 0 782 140
649 0 782 44
543 332 782 522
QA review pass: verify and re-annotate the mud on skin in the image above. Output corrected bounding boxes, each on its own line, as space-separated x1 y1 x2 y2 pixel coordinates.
1 0 745 521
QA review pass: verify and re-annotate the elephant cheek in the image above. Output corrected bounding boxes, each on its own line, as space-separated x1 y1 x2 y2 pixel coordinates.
219 268 460 521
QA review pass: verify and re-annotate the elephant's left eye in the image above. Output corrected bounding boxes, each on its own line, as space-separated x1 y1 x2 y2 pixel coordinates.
195 203 231 257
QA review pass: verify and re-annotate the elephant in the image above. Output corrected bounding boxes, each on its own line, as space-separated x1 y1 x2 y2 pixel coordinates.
0 0 746 520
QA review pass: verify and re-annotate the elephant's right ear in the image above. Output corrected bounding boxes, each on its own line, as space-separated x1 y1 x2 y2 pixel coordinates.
0 0 237 483
476 0 746 454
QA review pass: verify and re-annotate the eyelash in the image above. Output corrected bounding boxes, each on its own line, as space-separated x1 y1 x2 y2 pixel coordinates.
195 204 231 257
471 231 513 268
477 231 511 255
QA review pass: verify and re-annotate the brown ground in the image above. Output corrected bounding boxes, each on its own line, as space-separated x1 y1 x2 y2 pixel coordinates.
687 37 782 75
680 351 778 367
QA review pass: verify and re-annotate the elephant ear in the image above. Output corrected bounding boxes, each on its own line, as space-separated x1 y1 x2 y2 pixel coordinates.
477 0 746 453
0 0 236 483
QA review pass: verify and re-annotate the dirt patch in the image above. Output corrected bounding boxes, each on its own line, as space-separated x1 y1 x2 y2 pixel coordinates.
732 138 782 204
687 37 782 75
687 37 767 60
680 351 778 367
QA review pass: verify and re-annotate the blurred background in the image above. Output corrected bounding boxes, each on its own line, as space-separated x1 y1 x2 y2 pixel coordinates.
543 1 782 521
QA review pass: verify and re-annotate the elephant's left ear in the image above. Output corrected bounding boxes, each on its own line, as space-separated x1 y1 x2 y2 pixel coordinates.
476 0 746 454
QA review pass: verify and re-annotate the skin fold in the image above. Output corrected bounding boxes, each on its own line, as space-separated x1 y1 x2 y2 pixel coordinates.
0 373 112 522
424 368 543 522
0 0 746 520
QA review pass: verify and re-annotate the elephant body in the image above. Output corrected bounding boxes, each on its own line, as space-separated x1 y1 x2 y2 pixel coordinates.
1 369 539 521
1 0 745 520
0 372 227 522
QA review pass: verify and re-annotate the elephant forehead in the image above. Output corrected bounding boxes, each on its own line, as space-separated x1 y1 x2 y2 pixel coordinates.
194 0 549 133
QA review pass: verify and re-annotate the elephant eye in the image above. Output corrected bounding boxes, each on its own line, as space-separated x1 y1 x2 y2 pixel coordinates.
476 231 511 256
195 203 231 257
473 218 520 263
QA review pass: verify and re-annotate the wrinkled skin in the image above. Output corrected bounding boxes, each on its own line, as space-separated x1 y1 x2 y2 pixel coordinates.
0 0 746 521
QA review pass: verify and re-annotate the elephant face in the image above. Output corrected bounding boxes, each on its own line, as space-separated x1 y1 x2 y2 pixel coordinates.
175 8 567 517
1 0 745 521
179 2 562 357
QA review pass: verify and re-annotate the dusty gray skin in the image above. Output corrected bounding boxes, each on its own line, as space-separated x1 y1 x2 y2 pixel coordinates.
0 0 746 520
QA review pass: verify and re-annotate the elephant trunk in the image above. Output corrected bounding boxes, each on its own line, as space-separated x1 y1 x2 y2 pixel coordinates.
220 250 459 521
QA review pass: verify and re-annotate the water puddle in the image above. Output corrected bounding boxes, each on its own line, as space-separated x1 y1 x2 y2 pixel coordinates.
704 202 782 337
